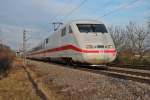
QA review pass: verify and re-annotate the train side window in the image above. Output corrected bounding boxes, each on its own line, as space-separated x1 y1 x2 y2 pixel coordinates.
46 38 48 44
61 27 66 37
69 26 73 34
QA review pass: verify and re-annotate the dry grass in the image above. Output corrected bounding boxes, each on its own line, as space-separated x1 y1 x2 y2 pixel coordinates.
0 59 41 100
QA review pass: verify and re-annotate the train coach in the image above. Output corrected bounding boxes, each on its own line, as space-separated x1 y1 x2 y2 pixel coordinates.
27 20 117 65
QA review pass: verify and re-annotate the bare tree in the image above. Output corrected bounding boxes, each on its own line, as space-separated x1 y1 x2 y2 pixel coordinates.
126 21 150 60
108 26 127 57
126 22 137 55
135 26 150 60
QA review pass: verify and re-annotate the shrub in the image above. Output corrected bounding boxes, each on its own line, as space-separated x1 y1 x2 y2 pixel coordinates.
0 46 15 78
111 55 150 66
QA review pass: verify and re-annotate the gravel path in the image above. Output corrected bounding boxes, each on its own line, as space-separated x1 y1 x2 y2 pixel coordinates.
27 60 150 100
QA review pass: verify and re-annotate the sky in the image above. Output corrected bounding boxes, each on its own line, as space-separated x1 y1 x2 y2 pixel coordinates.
0 0 149 50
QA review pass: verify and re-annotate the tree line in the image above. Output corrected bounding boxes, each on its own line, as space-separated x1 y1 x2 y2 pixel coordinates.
108 21 150 64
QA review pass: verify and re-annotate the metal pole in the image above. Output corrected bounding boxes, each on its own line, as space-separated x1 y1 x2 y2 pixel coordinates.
23 30 27 66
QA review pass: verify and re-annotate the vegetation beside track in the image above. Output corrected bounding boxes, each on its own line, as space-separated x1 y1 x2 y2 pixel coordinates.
111 55 150 66
0 44 15 79
108 21 150 66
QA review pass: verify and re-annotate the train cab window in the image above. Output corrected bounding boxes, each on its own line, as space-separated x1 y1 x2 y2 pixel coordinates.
61 27 66 37
46 38 48 44
69 26 73 34
77 24 108 33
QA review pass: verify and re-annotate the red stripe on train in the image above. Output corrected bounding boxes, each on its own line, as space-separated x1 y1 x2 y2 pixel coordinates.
31 44 116 55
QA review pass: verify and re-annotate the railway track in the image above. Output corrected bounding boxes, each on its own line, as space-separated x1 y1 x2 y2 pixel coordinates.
55 63 150 84
74 65 150 84
30 60 150 84
108 64 150 70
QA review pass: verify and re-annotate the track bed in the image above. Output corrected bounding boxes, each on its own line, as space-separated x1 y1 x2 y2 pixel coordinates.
26 60 150 100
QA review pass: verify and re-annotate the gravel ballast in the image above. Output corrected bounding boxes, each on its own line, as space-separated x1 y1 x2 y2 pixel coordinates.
27 60 150 100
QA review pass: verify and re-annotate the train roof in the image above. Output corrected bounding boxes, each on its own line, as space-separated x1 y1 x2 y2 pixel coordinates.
59 19 104 30
67 19 104 25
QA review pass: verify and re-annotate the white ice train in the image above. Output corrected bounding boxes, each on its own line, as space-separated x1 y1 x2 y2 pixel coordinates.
28 20 117 65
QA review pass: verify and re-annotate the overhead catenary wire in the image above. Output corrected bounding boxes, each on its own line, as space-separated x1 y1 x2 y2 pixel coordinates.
98 0 141 19
49 0 73 23
89 0 115 15
60 0 88 22
50 0 88 31
54 0 88 22
57 0 88 26
49 0 140 31
64 0 88 17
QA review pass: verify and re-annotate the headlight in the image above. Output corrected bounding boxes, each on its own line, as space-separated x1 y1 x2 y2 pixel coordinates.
107 45 113 48
86 45 93 49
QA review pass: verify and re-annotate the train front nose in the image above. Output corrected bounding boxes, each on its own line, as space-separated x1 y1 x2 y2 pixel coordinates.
80 34 117 64
102 49 117 63
83 49 117 64
76 23 117 64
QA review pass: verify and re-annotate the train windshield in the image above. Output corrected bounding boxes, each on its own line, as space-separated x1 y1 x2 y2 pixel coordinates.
77 24 108 33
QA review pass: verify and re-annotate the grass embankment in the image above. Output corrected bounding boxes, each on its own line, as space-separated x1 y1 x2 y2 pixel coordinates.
0 46 40 99
0 58 41 100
